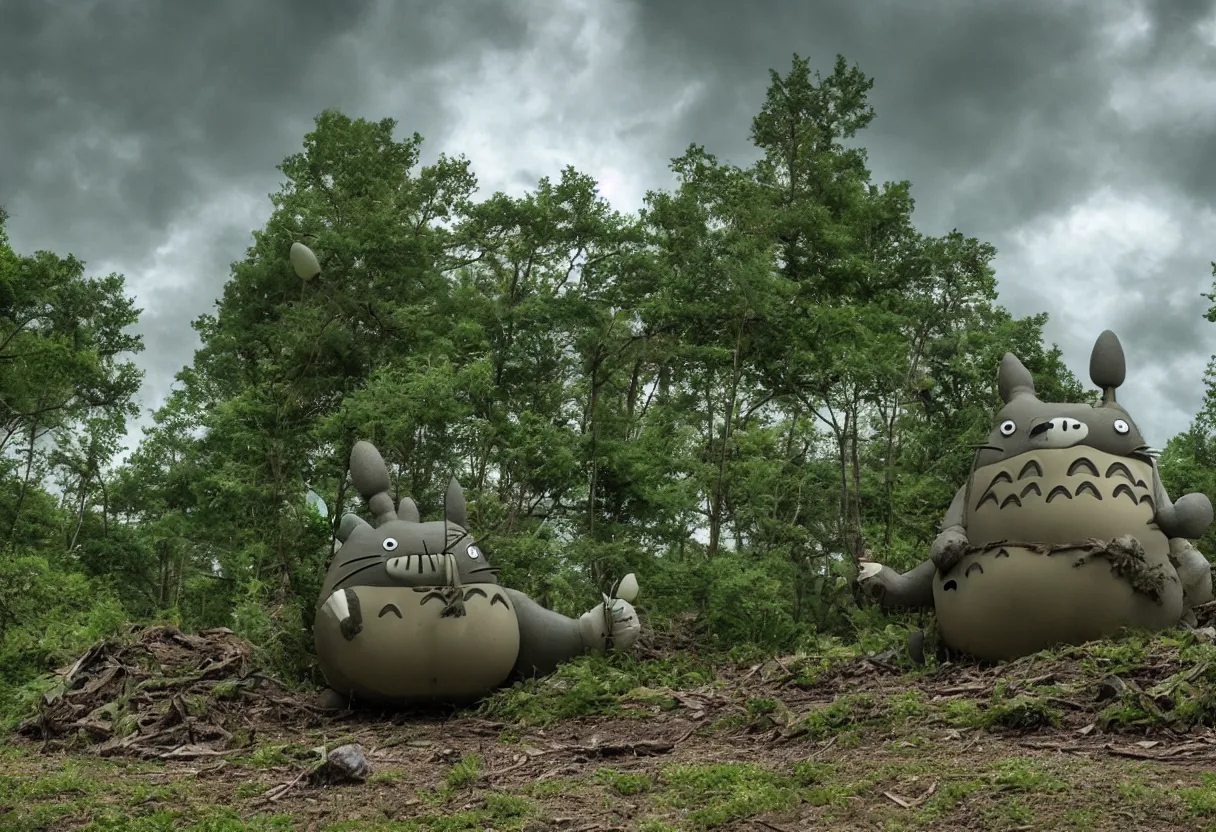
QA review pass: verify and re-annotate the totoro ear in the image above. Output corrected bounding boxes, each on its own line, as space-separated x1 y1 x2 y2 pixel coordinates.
997 353 1036 403
336 512 367 543
350 441 397 526
444 477 468 529
397 496 420 523
1089 329 1126 405
350 441 391 499
289 242 321 280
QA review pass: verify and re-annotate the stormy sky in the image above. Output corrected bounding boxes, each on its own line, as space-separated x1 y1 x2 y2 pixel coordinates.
4 0 1216 452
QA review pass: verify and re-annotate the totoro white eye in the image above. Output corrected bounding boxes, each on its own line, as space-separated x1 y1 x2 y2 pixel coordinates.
382 538 398 551
1113 419 1130 435
999 419 1017 437
467 545 481 560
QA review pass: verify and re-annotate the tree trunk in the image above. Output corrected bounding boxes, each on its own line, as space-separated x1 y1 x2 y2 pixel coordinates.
6 423 40 547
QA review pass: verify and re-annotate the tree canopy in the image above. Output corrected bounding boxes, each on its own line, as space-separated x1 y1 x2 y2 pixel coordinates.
4 54 1164 694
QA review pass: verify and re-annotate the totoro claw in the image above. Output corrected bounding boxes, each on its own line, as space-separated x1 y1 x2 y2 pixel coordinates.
325 588 363 640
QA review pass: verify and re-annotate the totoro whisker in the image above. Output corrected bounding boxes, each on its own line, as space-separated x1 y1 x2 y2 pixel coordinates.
442 529 471 555
334 560 386 587
335 553 384 568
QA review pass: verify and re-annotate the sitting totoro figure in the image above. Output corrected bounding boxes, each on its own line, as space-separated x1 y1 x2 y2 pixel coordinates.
858 330 1214 661
314 440 642 709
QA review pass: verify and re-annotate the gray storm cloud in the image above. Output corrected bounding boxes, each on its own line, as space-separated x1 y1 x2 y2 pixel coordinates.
4 0 1216 448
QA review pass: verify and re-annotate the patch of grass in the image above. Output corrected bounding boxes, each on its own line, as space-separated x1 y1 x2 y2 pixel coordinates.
745 697 779 719
233 782 266 799
916 779 985 822
638 820 680 832
987 757 1067 793
886 689 929 725
1178 772 1216 817
787 642 864 688
476 653 716 725
3 766 99 800
76 808 297 832
323 792 536 832
1062 807 1100 831
523 776 583 799
791 761 835 786
787 695 871 740
938 693 1060 732
247 746 290 768
658 763 800 829
445 754 484 790
211 680 240 699
596 768 653 795
984 695 1062 731
982 797 1035 827
940 699 984 728
1073 634 1149 676
792 761 855 807
368 770 405 785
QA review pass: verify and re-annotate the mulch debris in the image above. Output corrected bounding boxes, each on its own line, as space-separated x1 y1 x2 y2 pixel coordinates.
16 613 1216 770
14 616 1216 830
16 624 322 759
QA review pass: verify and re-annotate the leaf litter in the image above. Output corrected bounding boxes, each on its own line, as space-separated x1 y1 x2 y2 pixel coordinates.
13 618 1216 829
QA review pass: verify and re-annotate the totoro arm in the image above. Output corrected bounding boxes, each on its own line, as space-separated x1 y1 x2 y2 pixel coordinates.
863 560 938 610
1150 461 1214 541
505 589 600 680
941 483 968 534
859 484 967 610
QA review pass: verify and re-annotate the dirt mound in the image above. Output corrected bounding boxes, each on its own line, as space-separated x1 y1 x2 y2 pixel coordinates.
16 624 321 759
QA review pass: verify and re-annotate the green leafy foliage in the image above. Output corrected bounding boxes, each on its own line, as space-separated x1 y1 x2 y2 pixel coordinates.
0 53 1145 697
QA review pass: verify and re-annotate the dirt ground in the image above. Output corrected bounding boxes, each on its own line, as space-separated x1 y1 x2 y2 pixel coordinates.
7 622 1216 831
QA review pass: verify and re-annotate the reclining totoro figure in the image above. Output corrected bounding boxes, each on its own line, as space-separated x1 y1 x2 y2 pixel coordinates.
314 440 642 709
858 330 1214 661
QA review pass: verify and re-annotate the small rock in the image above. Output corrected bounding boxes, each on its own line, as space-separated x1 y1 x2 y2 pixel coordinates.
1096 676 1127 702
312 743 370 785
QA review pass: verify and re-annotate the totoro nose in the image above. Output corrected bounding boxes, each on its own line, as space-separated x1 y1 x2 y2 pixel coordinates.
1029 417 1089 447
385 554 446 584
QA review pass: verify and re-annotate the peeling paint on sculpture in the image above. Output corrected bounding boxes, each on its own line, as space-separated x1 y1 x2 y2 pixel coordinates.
312 439 642 708
857 330 1214 661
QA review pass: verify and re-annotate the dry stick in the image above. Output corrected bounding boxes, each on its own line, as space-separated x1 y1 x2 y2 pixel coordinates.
753 820 796 832
263 767 315 803
490 756 533 779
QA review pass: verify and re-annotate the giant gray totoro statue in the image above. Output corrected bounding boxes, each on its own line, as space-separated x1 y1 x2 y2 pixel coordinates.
289 243 642 708
858 330 1214 661
313 440 642 708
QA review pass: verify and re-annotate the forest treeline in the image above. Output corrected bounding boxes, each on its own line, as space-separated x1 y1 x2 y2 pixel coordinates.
5 54 1216 696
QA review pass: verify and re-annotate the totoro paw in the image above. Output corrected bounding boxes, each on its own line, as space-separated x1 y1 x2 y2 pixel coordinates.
857 562 883 582
607 599 640 651
856 561 892 602
1173 493 1214 540
931 530 969 574
325 588 363 641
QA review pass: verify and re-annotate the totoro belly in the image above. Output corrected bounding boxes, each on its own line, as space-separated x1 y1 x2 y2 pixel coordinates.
933 546 1182 661
314 584 521 705
936 447 1183 660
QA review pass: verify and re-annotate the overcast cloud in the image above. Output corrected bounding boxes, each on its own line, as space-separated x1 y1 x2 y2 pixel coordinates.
4 0 1216 451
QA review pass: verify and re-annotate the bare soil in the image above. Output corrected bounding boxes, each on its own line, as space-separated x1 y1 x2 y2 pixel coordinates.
7 622 1216 831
